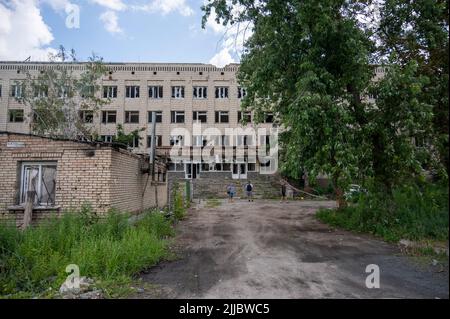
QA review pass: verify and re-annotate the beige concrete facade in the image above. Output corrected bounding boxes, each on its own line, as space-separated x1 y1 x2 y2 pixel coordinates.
0 62 275 151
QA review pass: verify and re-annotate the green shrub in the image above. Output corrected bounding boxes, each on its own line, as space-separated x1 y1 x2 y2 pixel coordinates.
317 181 449 242
172 183 186 221
0 208 174 297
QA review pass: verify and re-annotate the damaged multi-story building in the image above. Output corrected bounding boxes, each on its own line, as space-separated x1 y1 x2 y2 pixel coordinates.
1 61 295 220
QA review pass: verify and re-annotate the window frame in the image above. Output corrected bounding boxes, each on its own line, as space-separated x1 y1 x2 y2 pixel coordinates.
171 111 185 123
125 85 140 98
148 111 162 123
103 86 118 99
171 86 185 99
215 86 229 99
193 111 207 123
149 86 163 99
215 111 229 123
124 111 140 124
20 162 57 207
8 109 24 123
102 110 117 124
193 86 208 99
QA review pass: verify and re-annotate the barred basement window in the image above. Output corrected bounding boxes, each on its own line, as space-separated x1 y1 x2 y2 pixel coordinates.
20 162 57 207
193 111 207 123
193 86 207 99
171 111 185 123
126 86 140 98
215 111 229 123
149 86 163 99
103 86 118 98
148 111 162 123
9 109 24 123
125 111 140 123
215 87 229 99
171 86 185 99
102 111 117 124
79 110 94 123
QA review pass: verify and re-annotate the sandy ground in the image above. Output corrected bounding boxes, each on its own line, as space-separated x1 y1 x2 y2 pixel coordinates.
137 199 449 299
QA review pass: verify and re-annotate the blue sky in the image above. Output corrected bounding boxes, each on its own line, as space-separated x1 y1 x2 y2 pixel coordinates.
0 0 245 66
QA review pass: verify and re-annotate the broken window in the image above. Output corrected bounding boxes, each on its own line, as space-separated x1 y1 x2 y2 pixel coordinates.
103 86 118 98
126 86 140 98
20 162 57 207
171 111 185 123
79 110 94 123
11 84 24 98
170 135 184 146
101 135 114 143
215 111 229 123
102 111 117 124
193 86 207 99
125 111 140 123
171 86 185 99
265 113 274 123
215 87 229 99
147 135 162 148
238 111 251 123
238 87 247 99
128 135 140 148
59 85 71 98
193 111 207 123
148 111 162 123
9 109 24 123
149 86 163 99
34 85 48 98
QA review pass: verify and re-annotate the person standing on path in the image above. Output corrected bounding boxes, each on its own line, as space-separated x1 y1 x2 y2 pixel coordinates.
226 184 236 202
245 181 254 202
280 180 287 202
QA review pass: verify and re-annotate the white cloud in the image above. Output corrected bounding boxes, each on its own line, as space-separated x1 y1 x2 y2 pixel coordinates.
0 0 57 61
205 6 253 67
41 0 72 11
209 48 235 68
99 10 123 34
90 0 127 11
134 0 194 17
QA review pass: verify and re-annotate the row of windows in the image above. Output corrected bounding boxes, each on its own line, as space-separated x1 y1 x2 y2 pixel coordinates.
1 84 247 100
8 109 273 124
100 134 268 149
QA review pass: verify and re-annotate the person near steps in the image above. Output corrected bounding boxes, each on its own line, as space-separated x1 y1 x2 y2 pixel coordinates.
226 184 236 202
245 181 254 202
280 180 287 202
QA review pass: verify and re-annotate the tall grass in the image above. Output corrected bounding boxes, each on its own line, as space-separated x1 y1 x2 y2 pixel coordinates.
0 209 174 297
316 181 449 242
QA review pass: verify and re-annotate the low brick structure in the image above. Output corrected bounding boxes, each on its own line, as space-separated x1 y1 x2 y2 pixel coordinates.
0 132 167 226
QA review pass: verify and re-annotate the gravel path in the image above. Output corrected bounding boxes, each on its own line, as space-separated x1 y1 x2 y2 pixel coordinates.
138 199 449 299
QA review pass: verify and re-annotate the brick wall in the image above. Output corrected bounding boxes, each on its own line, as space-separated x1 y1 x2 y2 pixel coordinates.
0 132 167 225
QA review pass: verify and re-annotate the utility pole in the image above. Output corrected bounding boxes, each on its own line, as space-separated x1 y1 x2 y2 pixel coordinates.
149 111 157 181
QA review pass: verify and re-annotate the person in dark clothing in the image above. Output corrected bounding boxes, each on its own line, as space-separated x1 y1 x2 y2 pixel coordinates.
245 181 254 202
280 181 287 202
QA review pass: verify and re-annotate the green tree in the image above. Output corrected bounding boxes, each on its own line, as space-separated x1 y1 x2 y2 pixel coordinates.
377 0 449 177
16 47 109 140
203 0 374 207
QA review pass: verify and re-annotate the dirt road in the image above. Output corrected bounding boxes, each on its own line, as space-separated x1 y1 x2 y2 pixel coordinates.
139 200 449 299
